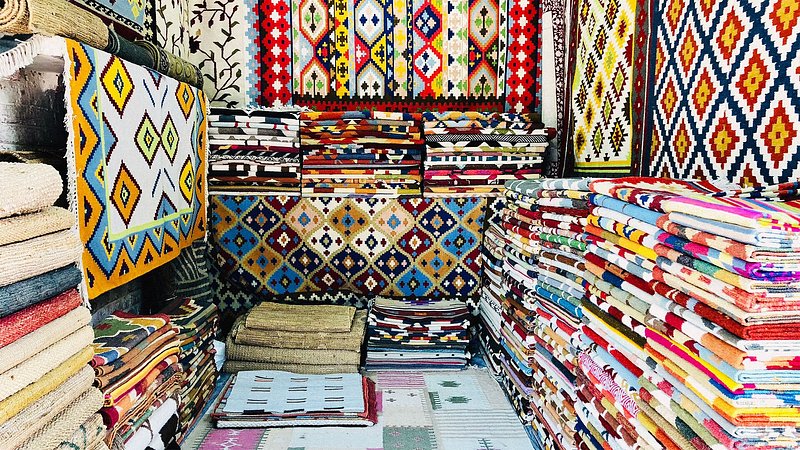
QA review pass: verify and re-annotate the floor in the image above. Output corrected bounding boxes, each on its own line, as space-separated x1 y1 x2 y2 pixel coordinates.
183 368 533 450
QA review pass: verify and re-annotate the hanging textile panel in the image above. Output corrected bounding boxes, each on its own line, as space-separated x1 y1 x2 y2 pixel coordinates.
211 195 486 298
65 40 208 299
645 0 800 187
567 0 652 176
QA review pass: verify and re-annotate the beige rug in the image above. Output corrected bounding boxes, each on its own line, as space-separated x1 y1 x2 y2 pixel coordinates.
0 162 62 219
245 302 355 332
0 0 109 50
17 386 104 450
0 229 81 287
54 413 106 450
0 206 74 246
234 309 367 350
222 360 359 374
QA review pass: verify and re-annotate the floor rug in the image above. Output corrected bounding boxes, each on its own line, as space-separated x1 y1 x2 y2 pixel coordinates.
211 195 486 299
644 0 800 187
64 39 208 299
184 368 533 450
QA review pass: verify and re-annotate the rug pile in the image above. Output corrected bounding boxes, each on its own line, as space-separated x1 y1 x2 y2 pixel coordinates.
0 162 103 450
224 302 366 374
208 108 302 195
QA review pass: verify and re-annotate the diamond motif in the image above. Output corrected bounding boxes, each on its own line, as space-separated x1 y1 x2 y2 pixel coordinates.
101 56 134 116
111 163 141 226
135 113 160 165
162 115 179 162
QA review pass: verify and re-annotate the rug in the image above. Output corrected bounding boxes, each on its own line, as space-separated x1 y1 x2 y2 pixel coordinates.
0 229 81 288
0 162 62 219
245 302 356 332
168 241 213 304
565 0 653 176
16 386 104 450
69 0 152 40
0 206 73 246
0 289 81 348
0 265 81 318
211 195 486 299
64 39 207 299
645 0 800 187
53 413 106 450
185 368 533 450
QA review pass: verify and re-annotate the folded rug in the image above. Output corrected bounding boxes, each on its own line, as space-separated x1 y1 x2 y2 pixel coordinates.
124 397 178 450
0 346 93 424
101 350 181 406
233 309 367 350
226 338 361 366
93 325 177 377
17 386 104 450
0 229 81 287
54 413 105 450
0 365 94 448
0 288 81 348
0 162 62 219
222 360 359 374
0 326 93 401
0 264 81 318
92 312 170 367
0 206 73 246
0 0 108 49
244 302 356 332
0 305 90 373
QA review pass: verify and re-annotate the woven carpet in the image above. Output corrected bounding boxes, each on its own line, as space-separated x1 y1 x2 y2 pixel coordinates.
0 162 62 219
644 0 800 187
211 195 486 299
0 206 73 247
64 39 207 299
184 368 533 450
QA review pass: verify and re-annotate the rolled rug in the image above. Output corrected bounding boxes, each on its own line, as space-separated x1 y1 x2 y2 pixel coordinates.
222 359 359 374
0 206 73 246
134 40 203 89
0 229 81 287
0 288 81 348
0 162 61 218
0 365 94 448
16 386 104 450
53 413 106 450
0 305 90 373
0 345 93 424
0 325 94 402
0 0 109 49
0 264 81 318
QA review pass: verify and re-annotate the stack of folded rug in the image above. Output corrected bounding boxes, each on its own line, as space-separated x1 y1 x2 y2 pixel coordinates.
422 112 551 196
160 298 219 443
92 312 184 449
211 370 378 427
366 296 471 370
584 178 800 449
0 162 105 450
224 302 366 374
300 111 424 197
208 108 301 194
478 197 509 375
511 179 595 450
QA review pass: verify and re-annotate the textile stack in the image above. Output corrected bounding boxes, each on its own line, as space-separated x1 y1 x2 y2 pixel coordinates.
160 298 220 443
300 111 424 197
208 108 301 194
224 302 366 374
422 112 551 196
585 178 800 449
210 370 378 427
478 197 508 374
366 297 471 370
517 179 594 450
0 162 102 449
92 312 184 449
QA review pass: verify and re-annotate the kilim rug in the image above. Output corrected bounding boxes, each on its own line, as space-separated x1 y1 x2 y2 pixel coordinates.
644 0 800 187
70 0 153 41
185 0 543 113
184 368 533 450
210 195 486 299
64 39 207 299
564 0 653 176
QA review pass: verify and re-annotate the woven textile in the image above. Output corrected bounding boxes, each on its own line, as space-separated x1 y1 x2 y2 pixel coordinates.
211 195 486 298
645 0 800 187
0 265 81 318
0 206 73 246
0 229 81 288
53 413 106 450
69 0 152 40
566 0 653 176
16 387 104 450
0 289 81 348
0 162 62 219
92 312 170 367
65 40 207 299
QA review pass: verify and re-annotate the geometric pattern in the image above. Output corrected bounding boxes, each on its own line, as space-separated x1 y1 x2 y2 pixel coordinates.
210 195 486 298
73 0 152 40
66 40 207 299
645 0 800 187
567 0 652 175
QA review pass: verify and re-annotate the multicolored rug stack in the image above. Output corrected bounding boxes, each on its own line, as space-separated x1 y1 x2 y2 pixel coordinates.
366 297 472 371
92 312 184 449
224 302 366 374
300 111 424 197
478 197 509 375
583 178 800 449
516 179 594 450
208 108 301 194
209 370 378 428
422 113 551 197
160 298 220 444
0 162 103 449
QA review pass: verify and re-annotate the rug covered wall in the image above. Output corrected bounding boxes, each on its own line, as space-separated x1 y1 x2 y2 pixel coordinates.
65 40 208 299
644 0 800 187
